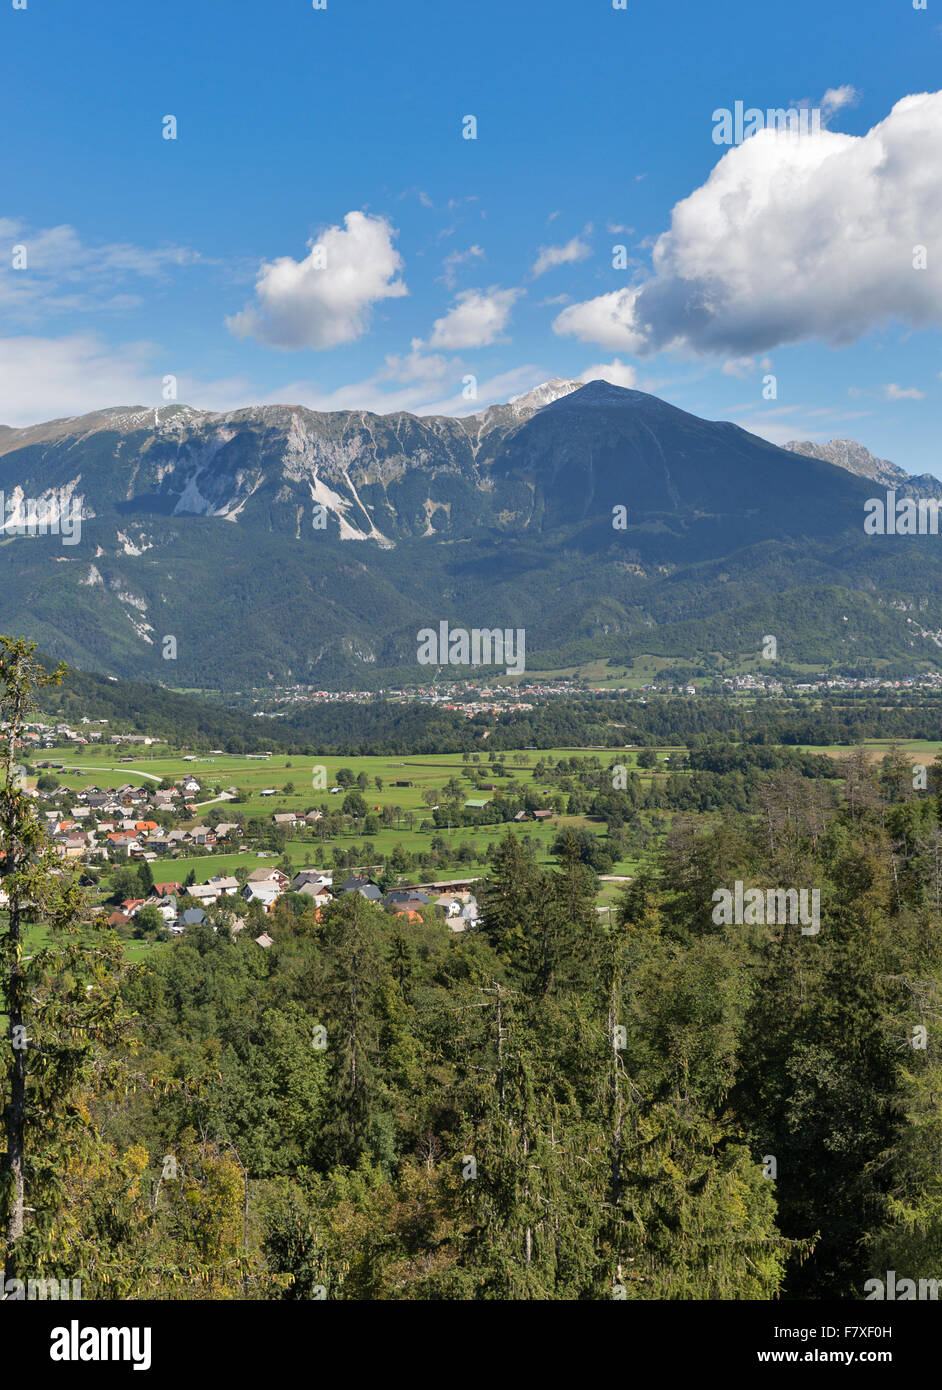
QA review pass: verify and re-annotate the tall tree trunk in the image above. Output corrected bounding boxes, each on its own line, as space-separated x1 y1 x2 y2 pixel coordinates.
3 707 27 1282
0 641 67 1287
608 947 623 1211
495 983 505 1112
3 901 26 1284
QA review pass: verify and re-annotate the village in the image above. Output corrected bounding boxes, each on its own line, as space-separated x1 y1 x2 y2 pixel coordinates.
101 865 480 950
0 716 592 951
4 756 484 948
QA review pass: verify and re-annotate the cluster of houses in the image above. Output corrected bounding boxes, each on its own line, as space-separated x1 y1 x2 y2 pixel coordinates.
105 866 479 944
6 748 483 946
322 873 480 930
237 868 478 932
31 775 330 865
105 876 244 936
6 717 160 749
37 773 244 862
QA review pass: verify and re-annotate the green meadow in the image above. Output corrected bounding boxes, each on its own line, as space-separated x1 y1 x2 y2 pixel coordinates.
34 746 663 904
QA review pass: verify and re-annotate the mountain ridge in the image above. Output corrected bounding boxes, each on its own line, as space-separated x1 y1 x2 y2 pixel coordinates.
1 381 940 688
784 437 942 499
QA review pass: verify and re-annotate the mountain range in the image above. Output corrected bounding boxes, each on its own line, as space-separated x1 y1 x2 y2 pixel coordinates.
2 380 941 689
784 437 942 499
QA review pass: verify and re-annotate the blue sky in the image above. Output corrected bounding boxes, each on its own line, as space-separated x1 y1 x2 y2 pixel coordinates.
4 0 942 475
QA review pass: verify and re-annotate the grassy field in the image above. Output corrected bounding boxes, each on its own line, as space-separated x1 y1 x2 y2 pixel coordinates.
9 730 935 978
40 736 935 839
40 746 667 878
18 917 160 963
50 747 641 810
21 747 671 949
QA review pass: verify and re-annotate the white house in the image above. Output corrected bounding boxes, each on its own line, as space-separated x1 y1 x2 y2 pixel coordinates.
208 875 240 896
242 880 282 912
188 884 221 905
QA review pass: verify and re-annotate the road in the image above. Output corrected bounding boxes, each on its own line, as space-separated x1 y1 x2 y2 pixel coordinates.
61 764 163 783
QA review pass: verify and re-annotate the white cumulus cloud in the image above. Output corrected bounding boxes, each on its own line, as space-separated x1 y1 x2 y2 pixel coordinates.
820 85 861 119
226 211 407 350
427 286 522 349
554 91 942 357
553 286 646 353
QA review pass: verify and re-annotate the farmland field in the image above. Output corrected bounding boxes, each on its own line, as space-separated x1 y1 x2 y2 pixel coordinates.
39 744 670 875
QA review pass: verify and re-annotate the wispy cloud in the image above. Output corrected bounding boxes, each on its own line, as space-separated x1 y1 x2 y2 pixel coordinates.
438 244 486 289
849 382 926 401
0 333 248 426
531 229 592 278
0 220 201 324
722 355 773 378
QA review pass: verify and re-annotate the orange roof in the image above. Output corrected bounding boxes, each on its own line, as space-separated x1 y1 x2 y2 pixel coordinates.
135 820 158 831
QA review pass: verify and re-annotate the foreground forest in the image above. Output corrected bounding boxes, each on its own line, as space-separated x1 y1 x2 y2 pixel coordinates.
3 645 942 1299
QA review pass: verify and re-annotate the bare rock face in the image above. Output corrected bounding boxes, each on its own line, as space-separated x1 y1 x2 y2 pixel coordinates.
785 438 942 500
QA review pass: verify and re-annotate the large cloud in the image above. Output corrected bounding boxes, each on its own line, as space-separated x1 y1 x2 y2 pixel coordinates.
554 91 942 356
0 334 159 424
227 211 407 350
